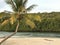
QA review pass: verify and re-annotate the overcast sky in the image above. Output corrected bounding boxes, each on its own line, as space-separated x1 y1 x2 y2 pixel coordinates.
0 0 60 13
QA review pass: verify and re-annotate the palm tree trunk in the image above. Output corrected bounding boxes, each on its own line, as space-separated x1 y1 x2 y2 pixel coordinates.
0 22 19 45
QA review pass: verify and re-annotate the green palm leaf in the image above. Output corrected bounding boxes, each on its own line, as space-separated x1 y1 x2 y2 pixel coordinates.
26 5 37 11
5 0 17 11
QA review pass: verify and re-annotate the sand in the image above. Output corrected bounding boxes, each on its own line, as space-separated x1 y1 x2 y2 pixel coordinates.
0 37 60 45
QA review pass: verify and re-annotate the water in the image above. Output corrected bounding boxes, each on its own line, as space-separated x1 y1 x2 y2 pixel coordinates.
0 32 60 38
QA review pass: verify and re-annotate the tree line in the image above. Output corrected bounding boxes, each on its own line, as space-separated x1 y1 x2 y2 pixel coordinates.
0 12 60 32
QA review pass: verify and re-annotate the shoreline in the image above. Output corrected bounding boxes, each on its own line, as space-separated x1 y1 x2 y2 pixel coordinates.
0 37 60 45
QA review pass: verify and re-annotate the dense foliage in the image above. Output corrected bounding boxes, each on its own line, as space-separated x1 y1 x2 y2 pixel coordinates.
0 12 60 32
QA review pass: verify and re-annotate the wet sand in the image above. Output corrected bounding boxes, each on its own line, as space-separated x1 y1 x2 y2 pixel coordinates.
0 37 60 45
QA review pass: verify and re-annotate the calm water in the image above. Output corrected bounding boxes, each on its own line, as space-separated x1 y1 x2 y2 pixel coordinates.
0 32 60 38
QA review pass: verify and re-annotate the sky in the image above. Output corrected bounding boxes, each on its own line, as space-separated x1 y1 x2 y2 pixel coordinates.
0 0 60 13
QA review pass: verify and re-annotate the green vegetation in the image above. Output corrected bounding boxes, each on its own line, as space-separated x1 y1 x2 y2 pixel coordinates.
0 12 60 32
0 0 40 44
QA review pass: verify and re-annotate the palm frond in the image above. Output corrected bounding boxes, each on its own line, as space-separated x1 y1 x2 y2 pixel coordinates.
26 5 37 11
1 20 9 26
9 14 17 24
23 0 28 6
33 15 41 22
5 0 12 4
5 0 17 12
14 0 22 10
25 18 36 29
10 16 15 24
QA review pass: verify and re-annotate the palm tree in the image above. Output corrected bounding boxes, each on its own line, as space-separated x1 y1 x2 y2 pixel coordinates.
0 0 41 44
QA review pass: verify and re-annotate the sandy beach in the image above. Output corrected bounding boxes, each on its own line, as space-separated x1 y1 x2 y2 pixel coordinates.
0 37 60 45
